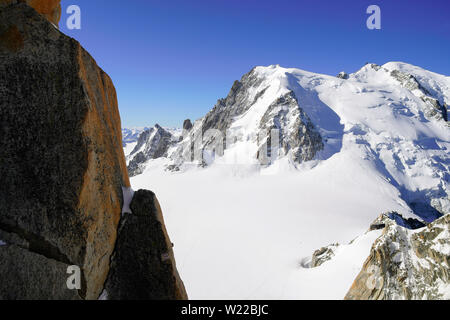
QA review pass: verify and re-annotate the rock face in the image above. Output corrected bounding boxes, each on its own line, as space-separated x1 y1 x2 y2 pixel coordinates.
389 69 447 122
0 3 129 299
104 190 188 300
309 243 339 268
127 124 174 176
257 91 323 163
183 119 193 131
0 244 80 300
0 0 61 26
1 3 187 300
345 214 450 300
201 72 265 135
165 66 324 170
337 71 349 79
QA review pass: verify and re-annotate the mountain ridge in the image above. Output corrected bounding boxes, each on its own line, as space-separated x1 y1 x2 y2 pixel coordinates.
125 61 449 221
124 61 448 299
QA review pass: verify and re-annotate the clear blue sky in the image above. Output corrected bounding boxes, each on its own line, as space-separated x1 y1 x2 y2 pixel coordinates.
60 0 450 128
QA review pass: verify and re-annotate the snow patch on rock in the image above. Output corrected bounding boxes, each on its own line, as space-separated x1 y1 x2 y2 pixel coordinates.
121 187 135 215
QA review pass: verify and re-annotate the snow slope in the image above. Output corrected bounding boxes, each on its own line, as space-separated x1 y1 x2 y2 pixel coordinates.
122 127 147 158
127 62 449 299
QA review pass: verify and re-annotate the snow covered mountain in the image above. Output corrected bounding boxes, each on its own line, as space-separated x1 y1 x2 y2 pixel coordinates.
122 127 148 157
123 126 181 165
127 125 181 176
129 62 449 221
124 61 449 299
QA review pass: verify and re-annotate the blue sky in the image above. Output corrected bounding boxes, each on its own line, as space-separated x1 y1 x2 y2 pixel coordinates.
60 0 450 128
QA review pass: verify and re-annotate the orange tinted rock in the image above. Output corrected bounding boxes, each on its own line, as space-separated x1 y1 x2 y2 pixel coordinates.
0 0 61 26
27 0 61 25
0 4 128 299
76 45 131 297
1 2 186 301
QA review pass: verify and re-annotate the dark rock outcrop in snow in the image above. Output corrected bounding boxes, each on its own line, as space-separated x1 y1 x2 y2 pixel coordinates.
201 71 265 136
257 91 323 163
127 152 147 177
104 190 188 300
390 69 447 122
309 243 339 268
127 125 174 176
183 119 193 131
386 212 426 230
337 72 349 79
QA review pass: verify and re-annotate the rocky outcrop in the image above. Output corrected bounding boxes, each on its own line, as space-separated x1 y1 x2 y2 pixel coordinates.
389 69 447 121
309 243 339 268
127 124 174 176
103 190 188 300
0 0 61 26
345 214 450 300
337 71 349 79
183 119 193 131
257 91 323 164
384 212 426 230
201 70 265 136
0 3 142 300
127 152 147 176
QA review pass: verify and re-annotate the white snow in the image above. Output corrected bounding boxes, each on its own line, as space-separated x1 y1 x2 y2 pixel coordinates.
127 61 449 299
121 186 135 215
429 218 450 256
124 141 137 158
164 127 183 139
98 289 108 300
130 155 398 299
383 62 450 105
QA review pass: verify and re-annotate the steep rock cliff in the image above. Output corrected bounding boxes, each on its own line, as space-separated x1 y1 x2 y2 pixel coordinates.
166 66 325 170
0 2 186 300
104 190 188 300
127 125 174 177
0 2 129 299
345 214 449 300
